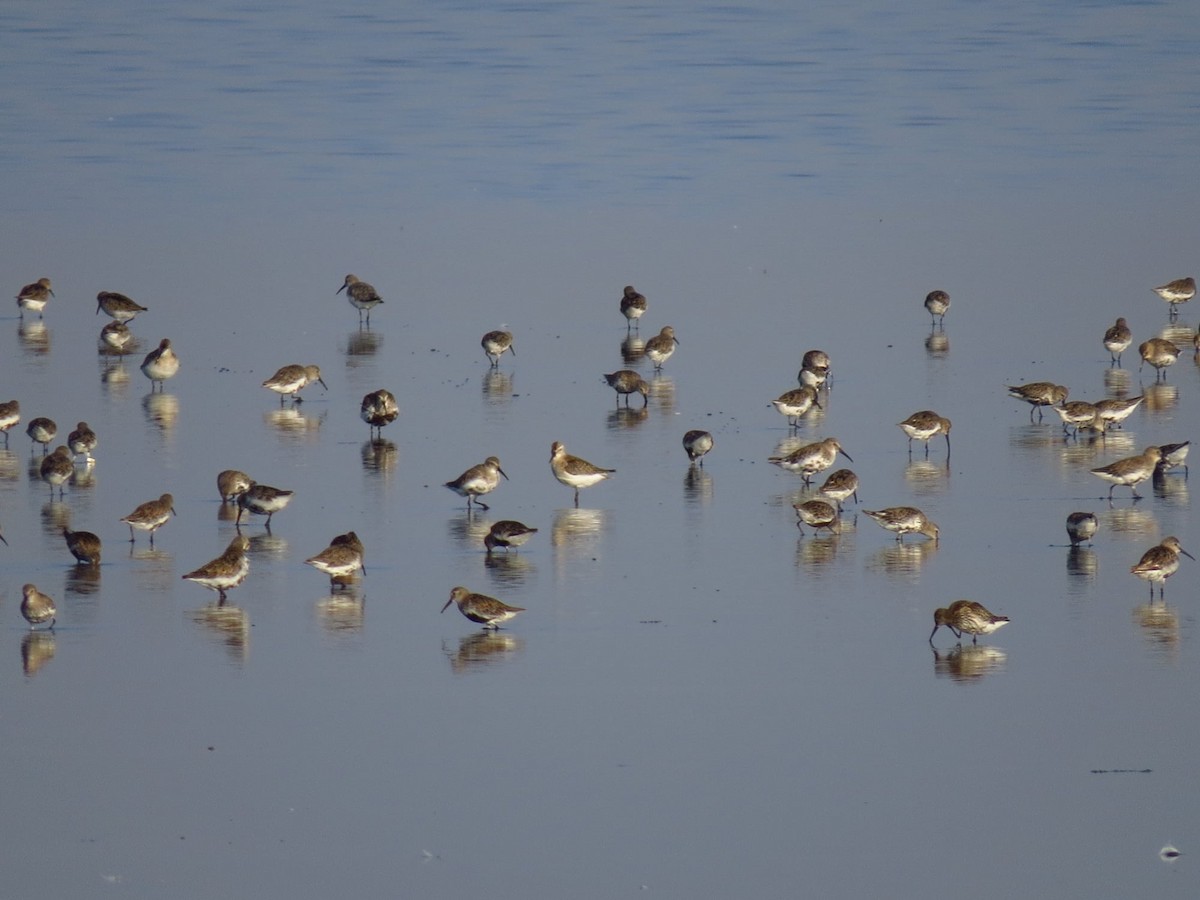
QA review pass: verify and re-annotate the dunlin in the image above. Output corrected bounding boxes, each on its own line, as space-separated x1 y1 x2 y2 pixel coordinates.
16 277 54 318
96 291 147 322
484 520 539 554
1103 317 1132 366
20 583 56 630
897 410 951 456
924 290 950 326
768 437 852 485
182 534 251 602
603 370 650 407
801 349 831 372
929 600 1009 644
336 274 383 326
62 525 101 565
793 499 839 535
1052 401 1099 438
644 326 679 370
217 469 252 504
0 399 19 447
306 532 366 588
1066 511 1098 547
1007 382 1068 421
772 386 822 427
1131 536 1194 599
620 285 647 329
100 320 133 355
797 364 828 388
360 389 399 436
1156 440 1190 476
67 421 97 463
1152 276 1195 314
1093 395 1143 432
140 338 179 390
441 585 525 629
682 430 714 465
550 441 615 506
445 456 508 510
26 417 56 453
236 482 294 529
39 446 73 497
1091 446 1161 499
121 493 176 544
481 330 515 366
1138 338 1179 380
818 468 860 510
262 364 327 404
863 506 939 543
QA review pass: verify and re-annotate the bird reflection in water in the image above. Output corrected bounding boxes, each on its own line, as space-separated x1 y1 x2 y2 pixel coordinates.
317 594 365 634
482 370 513 407
484 551 536 588
18 320 50 357
444 631 523 674
345 329 382 359
264 407 325 442
1097 505 1156 536
1143 382 1177 413
866 539 937 578
649 375 676 413
619 334 645 365
794 532 842 574
924 328 948 357
246 532 288 559
65 562 102 597
21 631 56 677
1132 601 1179 659
1102 366 1130 397
607 406 649 430
361 438 398 477
1066 546 1098 587
0 450 19 483
683 465 713 506
552 507 606 546
930 644 1007 683
903 457 949 494
39 500 71 539
100 362 131 396
1152 469 1189 507
142 392 179 435
446 514 491 548
190 602 250 665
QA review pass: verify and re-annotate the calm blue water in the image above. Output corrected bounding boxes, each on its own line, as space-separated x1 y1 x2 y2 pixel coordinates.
2 2 1199 897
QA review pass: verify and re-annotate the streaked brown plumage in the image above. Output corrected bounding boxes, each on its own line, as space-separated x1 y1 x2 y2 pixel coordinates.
21 583 56 630
96 290 147 322
1090 446 1161 499
793 500 839 535
1052 401 1099 438
1065 512 1098 548
897 410 951 456
930 600 1009 644
1007 382 1068 421
140 338 179 389
182 535 251 602
1152 276 1195 313
445 456 508 510
644 325 679 370
550 441 615 506
16 277 54 318
26 416 56 453
1103 317 1132 365
236 483 294 529
682 430 714 465
217 469 252 504
67 421 97 463
863 506 939 543
441 586 525 629
62 526 102 565
121 493 176 544
484 520 539 554
772 386 822 427
924 290 950 325
305 532 365 588
337 274 383 326
768 437 852 485
619 285 647 328
0 399 19 448
603 370 650 407
39 446 73 496
1131 536 1194 599
1138 338 1179 380
818 468 859 510
360 389 399 436
481 330 515 366
262 364 327 403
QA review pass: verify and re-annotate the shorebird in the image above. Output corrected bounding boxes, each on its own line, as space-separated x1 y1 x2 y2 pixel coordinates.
0 399 19 447
1090 446 1161 499
16 277 54 318
337 274 383 326
96 291 147 322
120 493 176 544
39 446 73 497
217 469 253 504
1156 441 1190 477
67 421 97 463
182 535 251 602
929 600 1009 644
863 506 939 543
1152 276 1195 315
682 430 714 466
484 520 539 554
236 483 294 530
1138 338 1179 380
793 499 839 535
444 456 508 510
644 326 679 370
305 532 365 589
26 417 56 454
481 330 516 366
799 350 831 386
550 441 615 506
772 386 822 427
924 290 950 326
1092 395 1143 432
140 338 179 390
769 437 852 485
1103 317 1132 366
897 410 951 456
100 320 133 355
619 285 647 329
20 584 57 630
818 468 859 510
1131 536 1194 599
1066 512 1098 547
62 526 102 566
603 370 650 407
441 586 525 629
262 364 327 403
1052 401 1099 438
360 389 399 437
1007 382 1068 421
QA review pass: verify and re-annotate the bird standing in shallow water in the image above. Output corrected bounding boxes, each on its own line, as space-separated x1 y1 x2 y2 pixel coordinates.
619 285 647 329
793 500 839 535
337 274 383 326
481 330 515 366
0 399 19 448
217 470 252 504
1138 338 1179 380
924 290 950 326
863 506 939 543
16 277 54 318
262 364 327 404
484 520 538 554
21 584 56 630
305 532 365 589
140 338 179 390
1090 446 1161 500
237 483 294 530
182 535 251 603
550 441 615 506
96 291 147 322
1007 382 1068 421
772 386 822 427
442 586 525 629
603 370 650 407
120 493 176 545
1103 317 1132 366
26 417 56 454
67 421 97 464
1065 512 1098 547
818 469 859 510
1152 276 1195 316
644 326 679 370
360 389 399 437
1131 536 1194 599
444 456 508 511
897 410 951 457
768 437 852 485
929 600 1009 644
62 526 102 565
682 430 713 465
